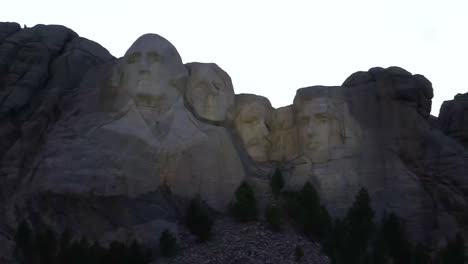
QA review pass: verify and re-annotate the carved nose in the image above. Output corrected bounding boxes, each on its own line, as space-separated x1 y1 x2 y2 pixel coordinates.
138 58 150 74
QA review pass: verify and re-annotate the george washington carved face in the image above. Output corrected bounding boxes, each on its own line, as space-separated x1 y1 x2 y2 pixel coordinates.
115 34 187 111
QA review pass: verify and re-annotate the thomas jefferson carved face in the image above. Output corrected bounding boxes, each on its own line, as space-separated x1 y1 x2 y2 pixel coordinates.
234 95 272 162
185 63 234 122
119 34 187 110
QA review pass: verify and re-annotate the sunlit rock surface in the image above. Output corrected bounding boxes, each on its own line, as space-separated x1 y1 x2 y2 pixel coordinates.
1 22 468 262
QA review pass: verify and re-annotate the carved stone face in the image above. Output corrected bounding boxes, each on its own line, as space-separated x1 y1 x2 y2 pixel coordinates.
185 63 234 122
234 95 272 162
269 105 298 161
295 97 343 163
120 34 187 110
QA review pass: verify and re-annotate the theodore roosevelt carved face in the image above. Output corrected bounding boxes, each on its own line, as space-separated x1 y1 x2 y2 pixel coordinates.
234 94 272 162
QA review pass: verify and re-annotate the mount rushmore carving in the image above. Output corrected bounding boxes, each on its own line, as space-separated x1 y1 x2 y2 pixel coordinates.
0 23 467 259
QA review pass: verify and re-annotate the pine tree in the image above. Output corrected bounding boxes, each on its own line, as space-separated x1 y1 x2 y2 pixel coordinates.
230 182 258 222
381 213 412 264
265 203 282 231
159 229 177 257
438 233 465 264
186 198 214 241
411 244 432 264
15 220 33 264
271 168 284 199
343 188 375 264
284 182 331 240
294 245 304 262
36 227 58 264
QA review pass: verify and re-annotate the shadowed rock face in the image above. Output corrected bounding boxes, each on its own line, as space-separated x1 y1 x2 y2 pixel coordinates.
1 23 468 261
439 92 468 148
0 23 115 262
342 67 468 245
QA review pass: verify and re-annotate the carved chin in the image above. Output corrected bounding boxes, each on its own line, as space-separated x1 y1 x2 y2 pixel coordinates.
246 144 270 162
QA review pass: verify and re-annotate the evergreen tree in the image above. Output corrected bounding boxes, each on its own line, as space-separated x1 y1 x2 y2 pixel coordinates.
15 220 33 264
159 229 177 257
264 203 282 231
294 245 304 262
56 229 72 264
186 198 214 241
128 240 151 264
14 222 154 264
324 218 348 264
271 168 284 199
342 188 375 264
39 227 58 264
411 244 432 264
230 182 258 222
438 233 465 264
380 212 412 264
283 183 331 240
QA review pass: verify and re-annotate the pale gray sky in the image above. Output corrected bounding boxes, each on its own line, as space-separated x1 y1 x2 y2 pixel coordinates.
3 0 467 115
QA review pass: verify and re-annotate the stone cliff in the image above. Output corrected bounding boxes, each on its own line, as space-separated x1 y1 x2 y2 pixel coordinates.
1 22 467 261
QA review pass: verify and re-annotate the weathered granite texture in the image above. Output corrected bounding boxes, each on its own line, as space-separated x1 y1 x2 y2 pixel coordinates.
1 22 468 262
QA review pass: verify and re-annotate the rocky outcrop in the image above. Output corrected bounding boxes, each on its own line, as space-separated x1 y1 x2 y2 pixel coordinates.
1 22 468 262
439 92 468 148
341 68 468 245
0 22 114 262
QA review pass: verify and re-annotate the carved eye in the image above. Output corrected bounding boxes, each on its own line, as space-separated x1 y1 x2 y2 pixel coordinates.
212 81 223 91
242 115 258 124
147 52 162 63
315 113 329 123
196 81 209 89
300 116 310 125
126 52 141 64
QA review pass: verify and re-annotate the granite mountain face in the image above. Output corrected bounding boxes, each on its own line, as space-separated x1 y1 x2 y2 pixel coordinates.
0 22 467 260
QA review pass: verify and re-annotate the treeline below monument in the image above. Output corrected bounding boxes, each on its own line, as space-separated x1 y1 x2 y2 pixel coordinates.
14 170 465 264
